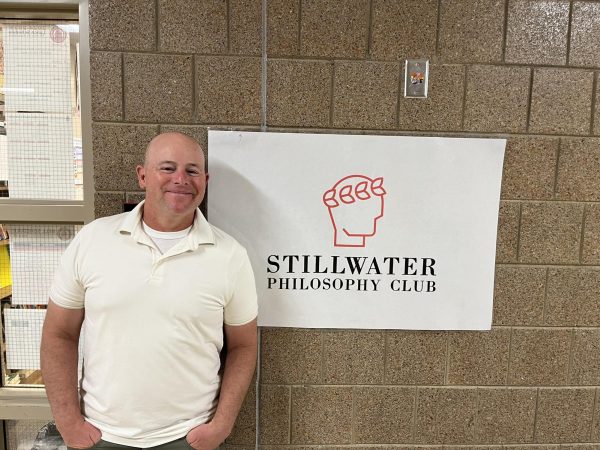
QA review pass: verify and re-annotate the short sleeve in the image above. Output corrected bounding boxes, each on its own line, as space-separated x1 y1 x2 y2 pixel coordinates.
48 227 86 309
224 246 258 326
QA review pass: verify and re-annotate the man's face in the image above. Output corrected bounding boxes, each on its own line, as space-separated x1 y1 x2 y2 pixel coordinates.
136 135 208 221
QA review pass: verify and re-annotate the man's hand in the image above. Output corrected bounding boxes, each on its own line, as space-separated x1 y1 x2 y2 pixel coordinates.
58 419 101 449
185 422 228 450
185 320 257 450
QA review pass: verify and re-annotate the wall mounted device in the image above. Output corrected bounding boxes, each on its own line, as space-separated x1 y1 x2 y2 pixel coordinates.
404 59 429 98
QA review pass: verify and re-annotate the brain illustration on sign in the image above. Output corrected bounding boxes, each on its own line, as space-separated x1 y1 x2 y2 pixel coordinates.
322 175 386 248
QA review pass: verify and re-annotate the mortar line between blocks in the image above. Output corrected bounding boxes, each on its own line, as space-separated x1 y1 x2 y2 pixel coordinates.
566 0 574 65
191 54 197 122
297 0 302 53
554 138 562 198
542 267 550 325
567 327 576 385
525 68 534 133
579 204 588 264
444 331 450 385
260 0 268 131
288 385 293 444
516 201 523 262
154 0 159 51
255 328 262 450
366 0 374 59
460 65 468 131
501 0 510 62
506 327 513 385
591 71 598 135
226 0 231 53
590 387 599 441
120 52 125 121
533 387 541 443
435 0 442 57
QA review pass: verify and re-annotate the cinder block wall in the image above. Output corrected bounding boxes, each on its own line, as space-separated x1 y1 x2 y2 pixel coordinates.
88 0 600 448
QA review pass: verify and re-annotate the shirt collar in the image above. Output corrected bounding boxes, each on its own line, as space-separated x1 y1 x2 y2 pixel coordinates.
119 200 215 248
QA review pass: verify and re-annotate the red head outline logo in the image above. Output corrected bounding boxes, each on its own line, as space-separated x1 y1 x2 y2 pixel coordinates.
322 175 386 248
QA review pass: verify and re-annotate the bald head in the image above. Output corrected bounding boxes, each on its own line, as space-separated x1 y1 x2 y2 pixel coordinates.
144 132 206 169
136 131 209 231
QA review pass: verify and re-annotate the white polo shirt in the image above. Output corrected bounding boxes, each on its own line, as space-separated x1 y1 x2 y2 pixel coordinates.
49 201 258 448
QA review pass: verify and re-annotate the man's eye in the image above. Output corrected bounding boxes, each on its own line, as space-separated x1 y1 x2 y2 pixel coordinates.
160 167 175 172
187 170 200 176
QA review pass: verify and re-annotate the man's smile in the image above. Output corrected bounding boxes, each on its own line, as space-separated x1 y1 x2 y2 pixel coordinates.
165 190 194 196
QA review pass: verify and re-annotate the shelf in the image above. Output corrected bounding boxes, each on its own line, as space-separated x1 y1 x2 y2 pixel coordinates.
0 239 8 247
0 387 51 420
0 285 11 299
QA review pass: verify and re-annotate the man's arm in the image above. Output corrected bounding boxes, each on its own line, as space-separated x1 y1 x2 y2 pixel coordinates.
186 319 258 450
41 300 101 448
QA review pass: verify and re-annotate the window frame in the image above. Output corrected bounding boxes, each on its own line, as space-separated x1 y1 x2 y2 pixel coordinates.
0 0 94 424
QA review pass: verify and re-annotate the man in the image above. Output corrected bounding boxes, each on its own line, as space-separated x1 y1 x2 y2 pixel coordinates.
41 132 258 450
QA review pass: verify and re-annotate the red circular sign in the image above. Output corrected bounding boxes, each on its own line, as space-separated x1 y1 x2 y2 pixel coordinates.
50 26 67 43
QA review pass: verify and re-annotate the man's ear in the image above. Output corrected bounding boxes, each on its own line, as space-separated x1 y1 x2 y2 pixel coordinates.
136 165 146 189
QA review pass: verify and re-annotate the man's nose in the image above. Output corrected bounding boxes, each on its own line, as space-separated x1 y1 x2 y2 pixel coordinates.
172 169 190 184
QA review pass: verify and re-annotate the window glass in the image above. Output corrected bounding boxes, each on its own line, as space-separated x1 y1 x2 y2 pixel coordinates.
0 223 81 386
0 20 82 201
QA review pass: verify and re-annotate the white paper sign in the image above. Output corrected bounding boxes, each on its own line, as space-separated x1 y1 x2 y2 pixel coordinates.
5 112 77 200
0 134 7 181
9 224 81 305
2 25 72 114
5 308 84 374
5 308 45 370
208 131 505 330
2 24 79 200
